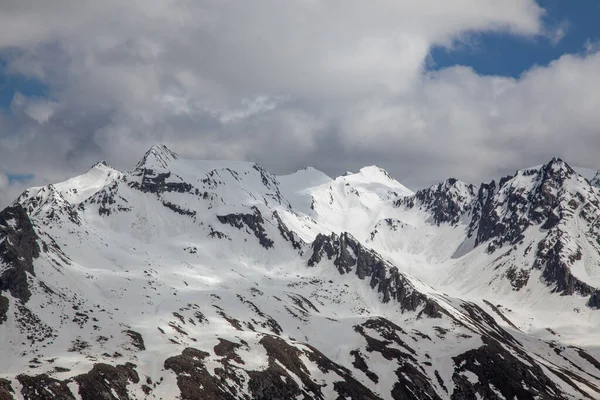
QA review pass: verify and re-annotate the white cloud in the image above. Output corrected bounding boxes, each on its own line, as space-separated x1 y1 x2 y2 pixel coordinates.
0 173 8 190
1 0 599 206
11 93 59 123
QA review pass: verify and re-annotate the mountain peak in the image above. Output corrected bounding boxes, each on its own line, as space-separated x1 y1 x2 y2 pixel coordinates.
135 144 179 170
591 170 600 187
89 160 116 172
395 178 476 225
357 165 395 180
542 156 573 174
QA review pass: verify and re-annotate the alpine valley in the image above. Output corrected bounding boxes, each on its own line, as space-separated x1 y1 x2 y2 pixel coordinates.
3 144 600 400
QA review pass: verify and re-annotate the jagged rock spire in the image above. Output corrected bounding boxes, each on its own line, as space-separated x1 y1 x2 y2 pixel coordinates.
135 144 179 170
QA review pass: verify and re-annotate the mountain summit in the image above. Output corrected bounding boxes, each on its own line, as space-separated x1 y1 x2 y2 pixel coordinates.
1 146 600 399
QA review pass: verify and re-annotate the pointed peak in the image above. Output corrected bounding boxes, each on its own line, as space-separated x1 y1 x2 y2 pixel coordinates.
434 178 474 190
543 156 569 168
358 165 394 179
89 160 114 171
136 144 179 170
591 170 600 188
517 158 575 180
539 157 574 179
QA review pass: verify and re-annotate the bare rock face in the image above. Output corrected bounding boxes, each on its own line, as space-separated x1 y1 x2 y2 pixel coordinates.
468 159 574 251
164 335 381 400
0 296 8 325
75 363 140 400
130 169 193 195
309 232 443 317
17 374 76 400
354 317 443 400
218 206 274 249
588 289 600 309
395 179 476 225
451 336 568 400
0 205 40 312
14 363 140 400
0 379 14 400
165 347 236 400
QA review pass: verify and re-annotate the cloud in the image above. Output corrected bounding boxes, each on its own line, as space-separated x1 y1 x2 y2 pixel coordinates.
0 173 7 190
1 0 598 207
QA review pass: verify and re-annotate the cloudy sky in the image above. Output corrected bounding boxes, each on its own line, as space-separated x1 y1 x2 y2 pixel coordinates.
1 0 600 206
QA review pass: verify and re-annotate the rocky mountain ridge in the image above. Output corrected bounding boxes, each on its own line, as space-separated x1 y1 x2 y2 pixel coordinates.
1 145 600 399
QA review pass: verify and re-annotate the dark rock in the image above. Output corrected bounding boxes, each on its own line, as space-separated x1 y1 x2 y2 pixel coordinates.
504 266 530 290
0 295 8 325
395 179 476 225
18 185 81 225
236 295 282 334
468 159 576 252
451 336 569 400
17 374 75 400
162 201 196 217
123 330 145 351
0 205 41 305
273 211 304 251
353 318 441 400
309 233 444 317
75 363 139 400
252 164 285 204
214 338 244 364
165 347 238 400
217 206 274 249
135 144 179 170
252 335 381 400
130 169 193 195
534 231 596 297
588 290 600 309
0 379 14 400
350 349 379 383
165 334 381 400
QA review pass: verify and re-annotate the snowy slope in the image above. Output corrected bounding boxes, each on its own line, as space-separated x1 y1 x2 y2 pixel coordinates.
1 146 600 399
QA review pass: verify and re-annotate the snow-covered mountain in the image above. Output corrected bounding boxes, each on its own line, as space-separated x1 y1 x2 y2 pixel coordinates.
2 145 600 399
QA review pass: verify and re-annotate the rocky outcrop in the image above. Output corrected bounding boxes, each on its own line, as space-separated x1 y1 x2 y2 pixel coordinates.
135 144 179 170
273 211 304 251
15 362 140 400
0 205 40 306
130 169 193 195
17 185 81 225
587 289 600 309
309 232 443 317
468 159 576 252
354 318 442 400
217 207 274 249
0 379 14 400
455 159 600 305
165 334 380 400
75 363 139 400
17 374 75 400
164 347 236 400
395 178 476 225
0 295 8 325
451 336 570 400
533 230 596 297
87 180 132 216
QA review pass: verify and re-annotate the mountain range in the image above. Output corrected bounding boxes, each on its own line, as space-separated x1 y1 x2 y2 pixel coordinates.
2 144 600 399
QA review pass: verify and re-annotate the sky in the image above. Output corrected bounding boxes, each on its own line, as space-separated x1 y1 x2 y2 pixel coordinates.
1 0 600 207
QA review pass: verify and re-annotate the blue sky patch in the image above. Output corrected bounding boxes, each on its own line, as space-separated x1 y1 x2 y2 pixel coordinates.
429 0 600 77
7 173 35 184
0 59 49 110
